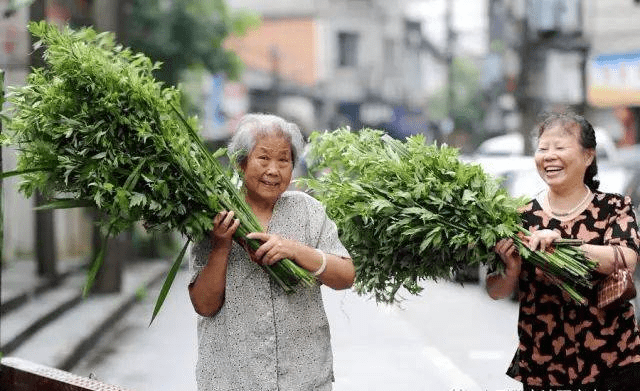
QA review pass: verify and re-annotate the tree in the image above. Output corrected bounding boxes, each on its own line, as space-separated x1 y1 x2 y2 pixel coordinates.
428 57 486 138
122 0 260 87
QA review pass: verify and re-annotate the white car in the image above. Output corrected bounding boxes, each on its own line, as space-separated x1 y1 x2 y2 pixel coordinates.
468 128 624 198
474 128 618 161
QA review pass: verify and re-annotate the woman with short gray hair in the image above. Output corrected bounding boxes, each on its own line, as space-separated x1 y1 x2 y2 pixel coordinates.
228 113 305 168
188 113 355 391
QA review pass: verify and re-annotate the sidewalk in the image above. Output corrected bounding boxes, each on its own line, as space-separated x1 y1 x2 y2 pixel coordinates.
1 257 172 372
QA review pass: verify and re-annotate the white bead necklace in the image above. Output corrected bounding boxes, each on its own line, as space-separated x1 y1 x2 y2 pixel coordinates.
547 185 592 217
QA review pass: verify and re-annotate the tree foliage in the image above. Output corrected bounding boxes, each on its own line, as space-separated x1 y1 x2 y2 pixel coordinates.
428 57 485 134
123 0 260 87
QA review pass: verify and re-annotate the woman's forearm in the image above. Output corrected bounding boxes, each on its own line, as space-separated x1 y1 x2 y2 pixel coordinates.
291 245 355 290
581 244 638 275
486 271 519 300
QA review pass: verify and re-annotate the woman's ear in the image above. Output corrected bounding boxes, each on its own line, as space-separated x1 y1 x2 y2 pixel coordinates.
584 149 595 166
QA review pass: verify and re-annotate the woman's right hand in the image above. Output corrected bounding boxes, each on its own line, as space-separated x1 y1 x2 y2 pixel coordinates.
211 211 240 247
487 238 522 300
494 238 522 278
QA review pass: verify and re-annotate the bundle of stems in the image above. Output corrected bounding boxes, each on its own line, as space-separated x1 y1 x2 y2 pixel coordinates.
303 128 597 304
2 22 314 323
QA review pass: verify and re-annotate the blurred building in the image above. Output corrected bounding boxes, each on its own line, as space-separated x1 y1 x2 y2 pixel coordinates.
221 0 445 139
483 0 640 152
584 0 640 146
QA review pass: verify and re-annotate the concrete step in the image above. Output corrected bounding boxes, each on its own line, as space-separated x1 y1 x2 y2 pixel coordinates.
1 258 86 316
1 272 87 354
3 260 171 371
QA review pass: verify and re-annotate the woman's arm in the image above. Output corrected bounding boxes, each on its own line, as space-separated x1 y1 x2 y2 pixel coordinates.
188 211 240 317
486 238 522 300
245 232 356 290
581 244 637 275
521 227 638 277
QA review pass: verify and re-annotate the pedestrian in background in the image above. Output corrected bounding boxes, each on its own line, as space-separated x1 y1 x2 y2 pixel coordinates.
486 112 640 390
188 113 355 391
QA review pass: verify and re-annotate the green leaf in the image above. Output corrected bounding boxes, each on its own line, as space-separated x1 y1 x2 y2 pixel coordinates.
34 198 94 210
82 225 113 297
149 239 190 325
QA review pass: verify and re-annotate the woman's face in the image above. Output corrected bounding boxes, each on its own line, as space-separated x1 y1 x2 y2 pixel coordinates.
242 135 293 205
534 124 594 192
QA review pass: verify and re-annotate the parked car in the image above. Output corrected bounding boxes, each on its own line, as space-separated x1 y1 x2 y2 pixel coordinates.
474 128 618 162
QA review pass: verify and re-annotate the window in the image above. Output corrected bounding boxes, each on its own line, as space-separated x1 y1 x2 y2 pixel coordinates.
338 32 359 67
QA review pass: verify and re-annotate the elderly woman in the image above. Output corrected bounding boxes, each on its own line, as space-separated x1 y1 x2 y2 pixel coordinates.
486 113 640 391
188 113 355 391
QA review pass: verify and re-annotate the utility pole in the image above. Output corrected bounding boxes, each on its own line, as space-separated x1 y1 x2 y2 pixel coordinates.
441 0 456 140
1 69 4 333
270 45 281 114
30 0 58 280
446 0 454 119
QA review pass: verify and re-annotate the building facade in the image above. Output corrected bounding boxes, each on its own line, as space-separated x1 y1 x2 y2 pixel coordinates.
223 0 445 139
584 0 640 144
485 0 640 151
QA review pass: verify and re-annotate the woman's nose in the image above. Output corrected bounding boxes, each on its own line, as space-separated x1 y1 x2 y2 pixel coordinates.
542 150 557 160
265 161 279 173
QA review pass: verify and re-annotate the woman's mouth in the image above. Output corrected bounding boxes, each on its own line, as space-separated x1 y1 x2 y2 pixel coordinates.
545 166 563 175
261 178 279 187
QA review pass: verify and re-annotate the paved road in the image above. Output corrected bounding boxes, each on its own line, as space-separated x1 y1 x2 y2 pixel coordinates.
74 270 523 391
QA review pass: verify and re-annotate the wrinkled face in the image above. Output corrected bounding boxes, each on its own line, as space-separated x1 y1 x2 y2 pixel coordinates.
534 125 594 192
242 135 293 205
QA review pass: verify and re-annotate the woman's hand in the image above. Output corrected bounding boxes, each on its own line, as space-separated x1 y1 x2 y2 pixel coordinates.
245 232 300 266
487 238 522 300
245 232 356 290
494 238 522 278
189 211 239 317
527 229 561 252
211 211 240 248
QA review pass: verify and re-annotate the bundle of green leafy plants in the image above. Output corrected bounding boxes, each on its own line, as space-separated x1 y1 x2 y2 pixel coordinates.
303 128 597 304
2 21 314 323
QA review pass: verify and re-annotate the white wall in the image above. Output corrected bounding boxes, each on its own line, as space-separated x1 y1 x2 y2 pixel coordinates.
585 0 640 56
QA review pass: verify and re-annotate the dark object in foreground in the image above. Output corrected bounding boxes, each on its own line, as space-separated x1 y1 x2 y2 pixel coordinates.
0 356 133 391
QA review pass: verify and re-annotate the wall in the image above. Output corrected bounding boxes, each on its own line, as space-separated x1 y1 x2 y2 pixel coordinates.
225 17 320 87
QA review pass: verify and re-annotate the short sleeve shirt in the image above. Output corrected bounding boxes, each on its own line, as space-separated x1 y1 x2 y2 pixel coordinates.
189 191 350 391
509 191 640 387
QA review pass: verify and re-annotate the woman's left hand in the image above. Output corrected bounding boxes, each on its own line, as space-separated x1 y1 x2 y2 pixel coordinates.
527 229 561 252
245 232 301 266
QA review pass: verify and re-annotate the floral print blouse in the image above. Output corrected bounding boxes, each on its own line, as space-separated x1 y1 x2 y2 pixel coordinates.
509 191 640 387
189 191 350 391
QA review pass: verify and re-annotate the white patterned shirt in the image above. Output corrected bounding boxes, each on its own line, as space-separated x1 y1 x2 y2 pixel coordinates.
189 191 350 391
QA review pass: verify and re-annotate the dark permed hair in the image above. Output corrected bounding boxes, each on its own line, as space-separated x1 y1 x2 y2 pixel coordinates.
537 112 599 191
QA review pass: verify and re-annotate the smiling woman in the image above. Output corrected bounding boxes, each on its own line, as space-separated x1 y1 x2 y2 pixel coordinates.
486 112 640 390
187 113 355 391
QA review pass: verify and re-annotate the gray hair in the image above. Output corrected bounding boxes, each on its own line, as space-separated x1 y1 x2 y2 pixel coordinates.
228 113 305 168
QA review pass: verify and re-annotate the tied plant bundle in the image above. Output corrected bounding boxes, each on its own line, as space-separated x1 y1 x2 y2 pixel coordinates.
2 22 314 323
303 128 597 304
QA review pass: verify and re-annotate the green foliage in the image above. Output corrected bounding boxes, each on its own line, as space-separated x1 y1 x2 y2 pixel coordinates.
124 0 261 86
304 128 597 304
428 57 485 133
3 22 313 322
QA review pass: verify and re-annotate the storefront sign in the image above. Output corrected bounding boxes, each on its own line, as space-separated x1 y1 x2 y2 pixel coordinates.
588 50 640 107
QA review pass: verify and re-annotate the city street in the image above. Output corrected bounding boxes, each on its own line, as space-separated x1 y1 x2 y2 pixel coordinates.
74 269 523 391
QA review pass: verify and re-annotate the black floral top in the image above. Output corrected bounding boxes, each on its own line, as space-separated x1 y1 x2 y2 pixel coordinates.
509 191 640 387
